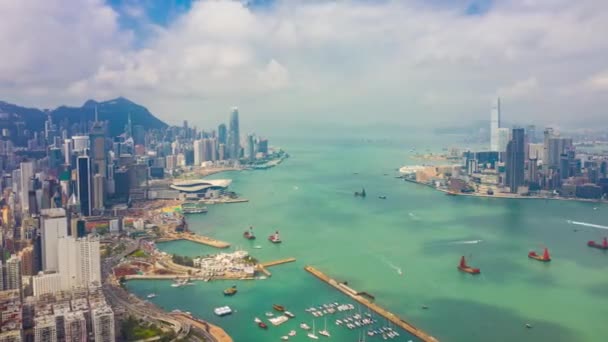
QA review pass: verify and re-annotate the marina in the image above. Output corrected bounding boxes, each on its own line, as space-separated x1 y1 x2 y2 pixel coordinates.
304 265 439 342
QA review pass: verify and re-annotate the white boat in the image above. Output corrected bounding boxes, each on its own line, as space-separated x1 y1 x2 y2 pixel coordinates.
288 330 297 337
253 245 263 249
254 317 262 324
269 315 289 326
300 323 311 330
281 336 289 341
213 306 232 316
308 321 319 340
285 311 296 318
265 312 274 317
146 293 157 299
318 318 330 337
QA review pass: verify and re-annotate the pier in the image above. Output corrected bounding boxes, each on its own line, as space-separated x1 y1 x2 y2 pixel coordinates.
256 257 297 277
159 233 231 249
260 257 296 267
304 265 439 342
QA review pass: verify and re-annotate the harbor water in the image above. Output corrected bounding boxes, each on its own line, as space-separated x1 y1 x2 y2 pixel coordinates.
127 135 608 342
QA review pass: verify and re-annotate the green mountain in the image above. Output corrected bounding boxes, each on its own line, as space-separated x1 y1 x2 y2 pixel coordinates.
0 97 168 140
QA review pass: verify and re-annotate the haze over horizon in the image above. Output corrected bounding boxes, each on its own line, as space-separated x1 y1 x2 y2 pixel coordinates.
2 0 608 130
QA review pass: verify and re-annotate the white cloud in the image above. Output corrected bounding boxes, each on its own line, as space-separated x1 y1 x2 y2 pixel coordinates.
2 0 608 128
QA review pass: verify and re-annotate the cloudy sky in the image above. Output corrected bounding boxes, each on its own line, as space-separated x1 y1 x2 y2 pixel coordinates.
1 0 607 131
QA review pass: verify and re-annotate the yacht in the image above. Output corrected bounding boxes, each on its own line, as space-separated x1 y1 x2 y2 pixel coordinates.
268 231 282 243
300 323 311 330
146 293 157 299
265 312 274 317
318 318 330 337
288 330 297 337
254 317 261 323
307 321 319 340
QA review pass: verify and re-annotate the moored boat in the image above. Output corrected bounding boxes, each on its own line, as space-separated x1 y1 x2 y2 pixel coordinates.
300 323 311 330
273 304 286 312
243 226 256 240
146 293 157 299
587 237 608 250
285 311 295 318
308 321 319 340
289 330 297 337
457 255 480 274
269 231 282 243
528 247 551 262
223 285 237 296
258 322 268 329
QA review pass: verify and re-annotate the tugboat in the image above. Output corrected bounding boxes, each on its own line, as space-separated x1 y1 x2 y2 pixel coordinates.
223 285 237 296
273 304 286 312
457 255 480 274
528 247 551 262
268 231 282 243
587 237 608 250
243 226 256 240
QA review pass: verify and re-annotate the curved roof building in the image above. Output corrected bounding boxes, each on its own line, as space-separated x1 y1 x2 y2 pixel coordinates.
170 179 232 193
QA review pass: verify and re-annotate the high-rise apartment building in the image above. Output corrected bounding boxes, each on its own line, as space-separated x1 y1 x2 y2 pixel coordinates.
4 256 21 292
193 139 204 166
92 174 104 211
92 306 114 342
33 315 56 342
490 98 501 151
57 235 101 291
63 311 86 342
40 208 68 272
505 128 525 193
20 161 34 214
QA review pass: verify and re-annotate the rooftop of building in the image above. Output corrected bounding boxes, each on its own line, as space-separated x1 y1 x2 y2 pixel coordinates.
170 178 231 192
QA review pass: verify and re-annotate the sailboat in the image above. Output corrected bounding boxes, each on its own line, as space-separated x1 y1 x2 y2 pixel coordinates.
318 317 330 337
307 320 319 339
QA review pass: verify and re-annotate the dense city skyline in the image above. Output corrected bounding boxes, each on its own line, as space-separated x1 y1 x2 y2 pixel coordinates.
2 0 608 128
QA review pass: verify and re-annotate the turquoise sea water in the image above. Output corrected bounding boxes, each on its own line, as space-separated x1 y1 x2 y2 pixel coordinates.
128 136 608 342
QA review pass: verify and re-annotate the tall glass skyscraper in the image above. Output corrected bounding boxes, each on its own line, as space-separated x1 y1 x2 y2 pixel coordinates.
228 107 240 160
505 128 525 193
77 156 92 216
218 124 227 146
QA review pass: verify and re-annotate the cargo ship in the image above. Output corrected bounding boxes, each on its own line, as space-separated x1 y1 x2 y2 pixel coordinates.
457 255 480 274
587 237 608 250
528 247 551 262
243 226 256 240
269 231 282 243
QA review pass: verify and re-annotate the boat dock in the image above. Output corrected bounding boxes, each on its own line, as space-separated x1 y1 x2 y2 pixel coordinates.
159 233 231 249
260 257 296 267
304 265 439 342
256 257 297 277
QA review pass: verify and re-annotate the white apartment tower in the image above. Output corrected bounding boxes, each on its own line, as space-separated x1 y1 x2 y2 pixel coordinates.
57 236 101 290
490 98 501 152
34 315 57 342
63 311 87 342
40 208 68 272
20 161 34 214
92 306 115 342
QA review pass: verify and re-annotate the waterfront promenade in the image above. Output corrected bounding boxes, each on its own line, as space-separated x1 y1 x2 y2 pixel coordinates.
305 265 439 342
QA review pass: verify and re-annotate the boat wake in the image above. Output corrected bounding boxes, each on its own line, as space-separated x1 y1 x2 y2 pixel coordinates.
567 220 608 230
381 257 403 275
449 240 483 245
408 212 419 220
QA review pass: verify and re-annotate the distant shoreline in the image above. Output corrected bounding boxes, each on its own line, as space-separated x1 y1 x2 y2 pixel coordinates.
400 177 606 205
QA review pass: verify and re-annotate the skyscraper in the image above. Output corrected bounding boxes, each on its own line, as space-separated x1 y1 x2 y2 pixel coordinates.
77 156 92 216
497 127 511 153
490 98 501 152
20 161 34 214
218 124 227 145
40 208 68 272
247 134 255 162
505 128 525 193
4 255 22 292
93 174 105 210
227 107 240 160
193 139 204 166
92 306 115 342
542 127 553 172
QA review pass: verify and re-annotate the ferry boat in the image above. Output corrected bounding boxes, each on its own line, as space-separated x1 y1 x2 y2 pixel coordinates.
243 226 256 240
213 306 232 316
181 202 208 214
457 255 480 274
273 304 286 312
269 231 282 243
528 247 551 262
223 285 237 296
146 293 157 299
587 237 608 250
